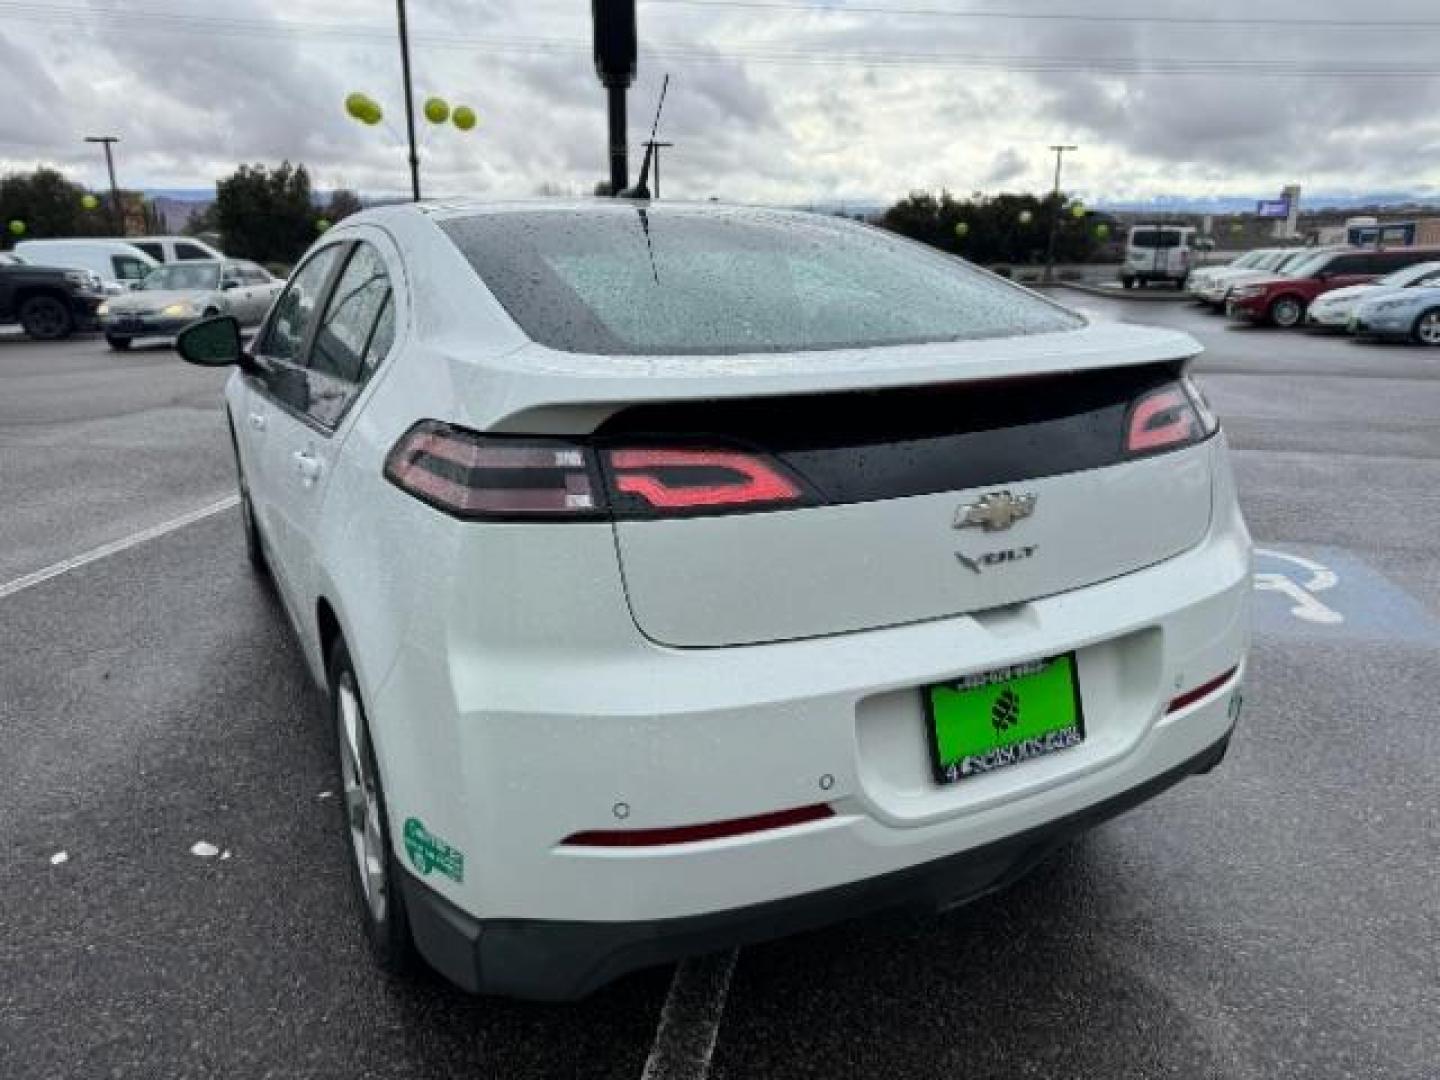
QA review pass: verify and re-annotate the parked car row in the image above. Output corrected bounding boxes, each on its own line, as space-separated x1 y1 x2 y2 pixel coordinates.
1186 243 1440 344
1 234 285 345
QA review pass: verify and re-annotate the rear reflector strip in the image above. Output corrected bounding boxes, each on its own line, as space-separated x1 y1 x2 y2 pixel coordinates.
561 803 834 848
1166 667 1239 714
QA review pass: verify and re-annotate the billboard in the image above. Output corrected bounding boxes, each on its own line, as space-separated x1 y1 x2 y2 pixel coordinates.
1257 199 1291 219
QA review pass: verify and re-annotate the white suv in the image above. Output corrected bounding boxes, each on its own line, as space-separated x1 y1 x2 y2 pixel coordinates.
177 201 1251 1000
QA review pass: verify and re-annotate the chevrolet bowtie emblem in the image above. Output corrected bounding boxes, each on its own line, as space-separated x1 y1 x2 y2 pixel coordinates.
954 491 1037 532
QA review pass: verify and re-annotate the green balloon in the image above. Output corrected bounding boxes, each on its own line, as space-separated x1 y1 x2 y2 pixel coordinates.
81 193 100 211
316 218 332 233
954 221 969 238
1095 223 1111 239
364 103 384 125
452 105 477 131
1018 209 1034 225
424 97 450 124
1071 203 1086 219
345 92 372 121
7 219 25 237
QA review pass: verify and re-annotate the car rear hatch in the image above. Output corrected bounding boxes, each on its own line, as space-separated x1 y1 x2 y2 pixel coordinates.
597 363 1214 647
402 323 1217 649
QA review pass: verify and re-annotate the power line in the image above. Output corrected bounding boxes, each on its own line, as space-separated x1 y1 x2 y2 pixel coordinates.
641 0 1440 32
1 1 1436 78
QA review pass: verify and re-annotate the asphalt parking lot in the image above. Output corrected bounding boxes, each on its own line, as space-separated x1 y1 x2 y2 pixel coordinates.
1 301 1436 1080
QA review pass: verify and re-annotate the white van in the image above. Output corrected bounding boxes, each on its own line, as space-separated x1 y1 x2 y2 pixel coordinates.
128 235 225 264
13 239 160 294
1121 225 1199 289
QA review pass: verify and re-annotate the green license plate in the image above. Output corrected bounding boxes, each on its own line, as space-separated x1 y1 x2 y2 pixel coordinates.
924 655 1084 785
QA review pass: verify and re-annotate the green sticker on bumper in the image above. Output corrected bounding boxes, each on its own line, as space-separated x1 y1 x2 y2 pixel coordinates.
404 818 465 883
926 654 1084 784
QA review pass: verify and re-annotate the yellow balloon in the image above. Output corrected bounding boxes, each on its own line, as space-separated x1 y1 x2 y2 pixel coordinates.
316 218 332 233
345 92 372 121
452 105 477 131
81 193 100 210
1095 223 1111 239
7 219 25 236
424 97 450 124
954 222 969 238
363 102 384 125
1071 203 1086 219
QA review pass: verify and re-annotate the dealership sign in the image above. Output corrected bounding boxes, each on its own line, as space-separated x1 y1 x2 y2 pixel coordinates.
1256 199 1291 218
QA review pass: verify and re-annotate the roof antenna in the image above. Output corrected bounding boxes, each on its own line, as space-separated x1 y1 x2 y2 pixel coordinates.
620 74 669 200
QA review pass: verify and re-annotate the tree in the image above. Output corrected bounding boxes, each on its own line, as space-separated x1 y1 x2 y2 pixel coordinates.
0 167 110 245
880 189 1098 266
324 188 363 223
213 161 319 264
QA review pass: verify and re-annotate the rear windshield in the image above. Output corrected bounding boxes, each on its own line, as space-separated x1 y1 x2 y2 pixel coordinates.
1131 229 1183 249
438 208 1081 355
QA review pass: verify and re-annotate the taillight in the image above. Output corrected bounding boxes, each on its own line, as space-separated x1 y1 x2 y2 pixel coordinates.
385 422 812 520
605 447 808 514
1124 381 1209 455
384 421 603 520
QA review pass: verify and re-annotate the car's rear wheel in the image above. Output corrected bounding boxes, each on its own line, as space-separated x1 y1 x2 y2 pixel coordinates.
330 637 417 975
18 295 75 341
104 334 132 351
1411 307 1440 346
1121 275 1136 290
1269 295 1305 328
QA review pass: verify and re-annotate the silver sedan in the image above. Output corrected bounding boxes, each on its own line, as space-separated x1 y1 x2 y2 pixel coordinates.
99 259 283 350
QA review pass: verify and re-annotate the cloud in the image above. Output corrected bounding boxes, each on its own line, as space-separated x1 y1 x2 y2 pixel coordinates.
1 0 1439 205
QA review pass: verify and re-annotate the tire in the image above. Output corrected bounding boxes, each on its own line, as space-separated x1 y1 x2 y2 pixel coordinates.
1121 275 1136 290
329 637 418 976
227 419 269 577
105 334 132 351
18 295 75 341
1411 307 1440 346
1269 295 1305 328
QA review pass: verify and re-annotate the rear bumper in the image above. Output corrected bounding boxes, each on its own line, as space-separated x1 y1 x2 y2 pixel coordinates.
403 730 1237 1000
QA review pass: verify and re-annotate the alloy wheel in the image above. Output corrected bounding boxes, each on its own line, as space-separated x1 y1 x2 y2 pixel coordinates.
338 672 388 925
1272 298 1302 327
1416 310 1440 346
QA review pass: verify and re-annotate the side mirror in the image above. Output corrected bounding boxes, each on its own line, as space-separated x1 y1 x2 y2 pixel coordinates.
176 315 251 370
221 279 241 291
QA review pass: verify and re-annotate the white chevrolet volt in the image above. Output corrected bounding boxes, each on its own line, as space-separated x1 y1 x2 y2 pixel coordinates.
177 200 1251 1000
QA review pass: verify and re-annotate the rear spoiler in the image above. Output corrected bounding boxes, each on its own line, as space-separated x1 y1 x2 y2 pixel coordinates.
440 320 1202 434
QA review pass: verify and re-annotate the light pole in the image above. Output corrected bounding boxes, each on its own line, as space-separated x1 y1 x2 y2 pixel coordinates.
395 0 421 201
84 135 123 235
1043 144 1078 283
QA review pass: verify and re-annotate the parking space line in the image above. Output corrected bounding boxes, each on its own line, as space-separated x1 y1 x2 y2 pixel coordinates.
640 949 739 1080
0 495 239 601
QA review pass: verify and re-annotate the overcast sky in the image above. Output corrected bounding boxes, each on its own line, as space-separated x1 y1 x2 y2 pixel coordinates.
2 0 1439 205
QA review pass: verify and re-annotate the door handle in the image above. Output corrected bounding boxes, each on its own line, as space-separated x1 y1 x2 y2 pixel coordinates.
292 449 323 484
247 411 266 431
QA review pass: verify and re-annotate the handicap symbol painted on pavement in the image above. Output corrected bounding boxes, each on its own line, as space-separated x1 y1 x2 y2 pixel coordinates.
1252 545 1440 645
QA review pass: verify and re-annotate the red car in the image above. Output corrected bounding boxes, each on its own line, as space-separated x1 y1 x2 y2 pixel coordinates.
1227 246 1440 327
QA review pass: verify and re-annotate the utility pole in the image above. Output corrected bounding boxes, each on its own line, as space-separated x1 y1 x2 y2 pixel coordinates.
395 0 422 201
1043 144 1078 283
592 0 638 194
642 139 672 198
84 136 123 235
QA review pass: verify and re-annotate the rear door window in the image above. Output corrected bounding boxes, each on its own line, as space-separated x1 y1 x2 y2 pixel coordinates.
1131 230 1181 249
175 243 213 261
132 242 163 262
303 243 395 428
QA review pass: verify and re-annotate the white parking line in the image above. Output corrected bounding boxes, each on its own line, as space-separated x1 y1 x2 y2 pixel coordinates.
0 495 239 601
640 949 739 1080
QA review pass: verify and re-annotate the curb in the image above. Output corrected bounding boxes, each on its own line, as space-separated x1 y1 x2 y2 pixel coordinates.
1041 281 1193 302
